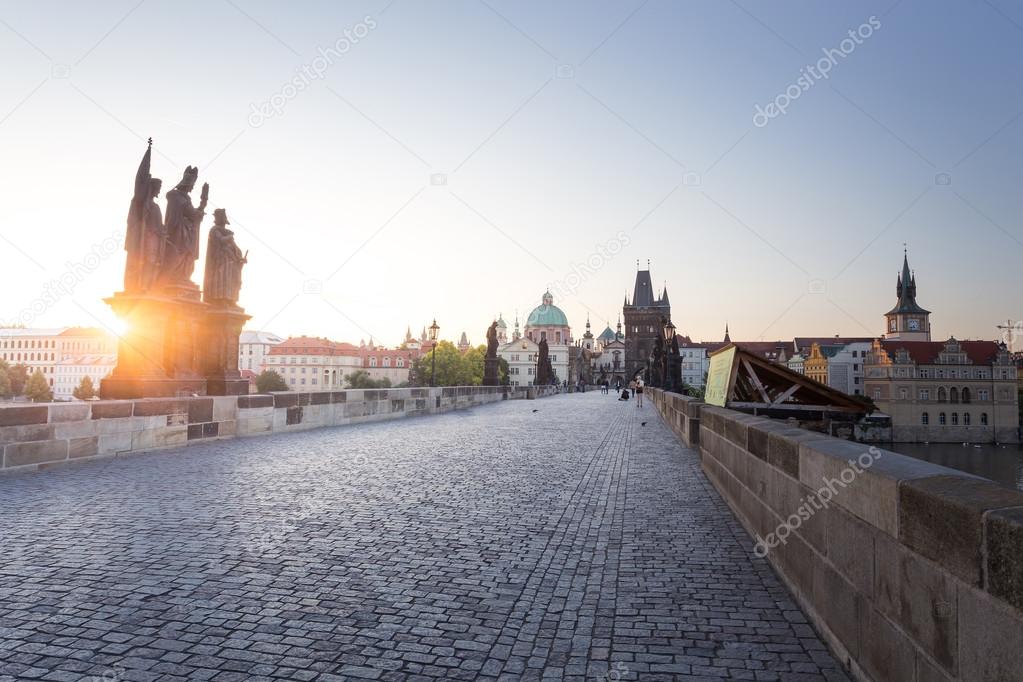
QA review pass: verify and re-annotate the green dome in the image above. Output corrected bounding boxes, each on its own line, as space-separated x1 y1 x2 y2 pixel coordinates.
526 291 569 327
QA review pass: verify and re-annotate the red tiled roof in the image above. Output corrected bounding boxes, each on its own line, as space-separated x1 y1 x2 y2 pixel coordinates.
268 336 361 356
879 340 1004 365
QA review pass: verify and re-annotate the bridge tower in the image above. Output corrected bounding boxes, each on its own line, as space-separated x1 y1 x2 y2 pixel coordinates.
623 263 671 380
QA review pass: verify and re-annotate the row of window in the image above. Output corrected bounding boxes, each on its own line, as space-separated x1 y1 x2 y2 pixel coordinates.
0 339 56 349
893 367 1011 380
921 412 988 426
1 352 57 362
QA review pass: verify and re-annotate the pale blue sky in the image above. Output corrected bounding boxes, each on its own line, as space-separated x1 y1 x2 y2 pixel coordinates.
0 0 1021 347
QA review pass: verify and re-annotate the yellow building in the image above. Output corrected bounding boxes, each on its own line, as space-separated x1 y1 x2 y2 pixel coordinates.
804 342 828 384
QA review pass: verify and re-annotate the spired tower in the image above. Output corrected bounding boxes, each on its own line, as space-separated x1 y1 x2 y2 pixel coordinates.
884 249 931 341
623 264 671 380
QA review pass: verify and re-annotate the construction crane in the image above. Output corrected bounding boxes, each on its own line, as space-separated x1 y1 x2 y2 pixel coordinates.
996 319 1018 352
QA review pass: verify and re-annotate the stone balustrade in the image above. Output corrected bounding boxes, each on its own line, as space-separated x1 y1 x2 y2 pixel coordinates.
0 385 560 475
648 387 1023 682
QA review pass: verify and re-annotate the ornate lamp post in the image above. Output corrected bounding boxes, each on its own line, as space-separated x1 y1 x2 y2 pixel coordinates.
663 318 677 392
428 319 439 387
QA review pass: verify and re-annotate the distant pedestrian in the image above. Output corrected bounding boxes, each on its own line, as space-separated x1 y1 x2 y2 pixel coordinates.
628 379 636 398
635 378 644 408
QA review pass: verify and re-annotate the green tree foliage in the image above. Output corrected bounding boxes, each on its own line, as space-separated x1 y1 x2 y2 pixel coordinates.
344 370 392 389
7 364 28 395
72 375 97 400
255 369 289 392
0 369 11 399
412 341 477 387
24 369 52 403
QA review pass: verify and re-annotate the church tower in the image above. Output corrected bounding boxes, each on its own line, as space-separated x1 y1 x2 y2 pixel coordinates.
884 249 931 341
623 262 671 379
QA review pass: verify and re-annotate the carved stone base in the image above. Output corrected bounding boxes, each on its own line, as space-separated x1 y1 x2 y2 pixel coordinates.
100 377 208 399
483 357 499 386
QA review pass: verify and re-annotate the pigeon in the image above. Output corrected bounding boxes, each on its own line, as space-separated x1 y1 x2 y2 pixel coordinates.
532 409 539 413
641 421 647 426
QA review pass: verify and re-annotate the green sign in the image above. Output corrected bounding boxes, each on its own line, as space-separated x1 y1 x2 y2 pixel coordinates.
704 346 736 407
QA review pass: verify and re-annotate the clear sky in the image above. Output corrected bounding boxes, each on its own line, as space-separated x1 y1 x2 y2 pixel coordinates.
1 0 1021 348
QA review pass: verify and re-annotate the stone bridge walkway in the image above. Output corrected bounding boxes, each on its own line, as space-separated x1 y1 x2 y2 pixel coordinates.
0 392 848 681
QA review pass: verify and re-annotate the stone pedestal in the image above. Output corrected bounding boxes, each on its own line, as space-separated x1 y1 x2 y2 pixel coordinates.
101 289 208 399
483 357 499 386
202 304 251 396
100 287 250 399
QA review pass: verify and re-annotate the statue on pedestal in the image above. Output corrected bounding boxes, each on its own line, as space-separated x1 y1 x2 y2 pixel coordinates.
123 139 166 292
536 338 550 386
203 209 247 306
483 320 499 386
162 166 208 285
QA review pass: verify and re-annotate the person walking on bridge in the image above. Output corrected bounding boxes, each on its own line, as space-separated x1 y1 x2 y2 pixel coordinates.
635 377 644 408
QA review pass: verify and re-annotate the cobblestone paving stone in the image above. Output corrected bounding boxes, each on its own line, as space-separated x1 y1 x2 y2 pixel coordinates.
0 393 849 681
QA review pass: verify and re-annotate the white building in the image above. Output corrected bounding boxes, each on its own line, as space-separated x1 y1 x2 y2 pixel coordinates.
498 292 572 387
0 327 115 391
54 354 116 400
239 330 284 373
264 336 362 390
677 342 712 389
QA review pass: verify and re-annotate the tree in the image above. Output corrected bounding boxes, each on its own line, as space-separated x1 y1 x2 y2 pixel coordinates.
7 364 28 395
256 369 289 392
72 375 97 400
0 369 11 399
344 370 391 389
412 341 475 387
24 370 52 403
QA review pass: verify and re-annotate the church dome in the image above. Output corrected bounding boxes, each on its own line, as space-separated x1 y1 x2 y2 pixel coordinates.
526 291 569 327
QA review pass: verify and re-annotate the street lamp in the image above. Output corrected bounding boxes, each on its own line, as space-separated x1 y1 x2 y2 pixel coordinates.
428 319 439 387
663 318 679 393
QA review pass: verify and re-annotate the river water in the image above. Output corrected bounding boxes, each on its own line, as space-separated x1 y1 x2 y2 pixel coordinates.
890 442 1023 492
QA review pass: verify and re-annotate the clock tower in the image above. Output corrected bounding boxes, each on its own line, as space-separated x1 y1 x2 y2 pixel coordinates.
884 249 931 341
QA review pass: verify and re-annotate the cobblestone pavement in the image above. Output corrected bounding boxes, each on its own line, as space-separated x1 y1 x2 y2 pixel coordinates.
0 392 849 681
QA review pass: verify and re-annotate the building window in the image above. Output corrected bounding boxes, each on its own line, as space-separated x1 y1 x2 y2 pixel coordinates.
919 389 929 401
951 412 959 426
873 389 881 400
939 412 946 425
981 413 988 426
979 389 989 401
962 387 971 403
964 412 971 426
937 387 947 402
899 388 908 400
949 387 959 403
921 412 929 425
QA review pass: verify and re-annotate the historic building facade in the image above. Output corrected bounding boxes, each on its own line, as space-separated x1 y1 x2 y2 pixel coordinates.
265 336 362 390
238 330 284 373
498 291 572 386
864 251 1019 443
0 327 116 392
623 268 671 380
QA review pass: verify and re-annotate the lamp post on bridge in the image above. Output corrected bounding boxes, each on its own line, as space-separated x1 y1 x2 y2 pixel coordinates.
428 319 439 387
663 318 679 393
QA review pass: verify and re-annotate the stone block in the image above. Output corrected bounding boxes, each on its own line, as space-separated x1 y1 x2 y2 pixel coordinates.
238 394 273 408
772 526 815 597
769 427 829 479
187 398 214 423
874 532 957 671
133 425 187 450
54 420 97 440
0 423 55 444
218 420 236 437
48 403 91 423
237 415 273 435
812 552 863 659
310 391 331 405
285 406 303 425
983 506 1023 611
915 653 953 682
4 439 68 467
957 583 1023 682
826 505 875 597
272 392 299 408
91 401 133 419
856 606 916 682
799 439 943 537
133 398 189 417
96 417 140 434
211 396 236 421
68 436 99 459
0 405 48 427
899 475 1023 585
98 431 132 455
330 391 347 403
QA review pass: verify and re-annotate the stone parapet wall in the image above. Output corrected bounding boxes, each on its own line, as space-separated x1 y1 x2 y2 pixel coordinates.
0 385 559 475
648 388 1023 682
